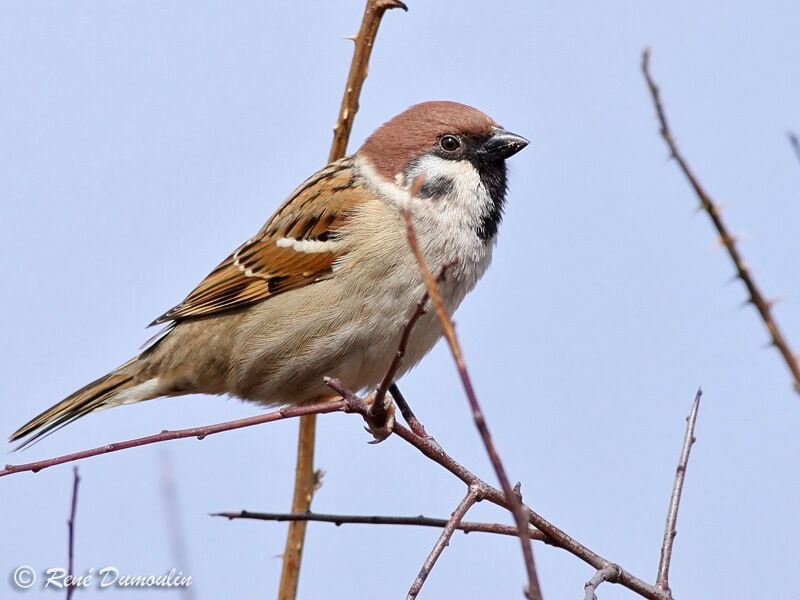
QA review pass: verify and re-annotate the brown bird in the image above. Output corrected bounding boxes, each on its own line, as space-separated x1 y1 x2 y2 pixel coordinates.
11 101 528 448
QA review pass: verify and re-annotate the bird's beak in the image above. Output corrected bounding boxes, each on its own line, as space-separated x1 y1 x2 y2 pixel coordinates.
481 128 530 159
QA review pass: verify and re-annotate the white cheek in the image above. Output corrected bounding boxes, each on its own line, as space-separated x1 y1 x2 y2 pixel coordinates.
354 153 493 232
404 154 489 229
354 153 495 290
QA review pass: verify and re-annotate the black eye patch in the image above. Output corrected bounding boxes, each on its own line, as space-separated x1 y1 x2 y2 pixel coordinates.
417 175 455 200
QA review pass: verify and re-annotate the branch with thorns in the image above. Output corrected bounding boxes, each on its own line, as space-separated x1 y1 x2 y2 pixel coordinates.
642 49 800 394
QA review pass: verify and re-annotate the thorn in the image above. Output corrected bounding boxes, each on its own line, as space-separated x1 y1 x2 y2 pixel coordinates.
738 297 754 309
342 34 357 42
313 469 325 492
713 234 740 249
726 273 741 285
765 296 784 309
512 482 523 501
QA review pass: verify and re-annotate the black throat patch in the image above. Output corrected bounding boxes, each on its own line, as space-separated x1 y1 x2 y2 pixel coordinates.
474 159 508 241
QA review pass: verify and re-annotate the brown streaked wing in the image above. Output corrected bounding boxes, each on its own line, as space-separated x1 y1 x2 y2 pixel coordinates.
151 158 365 325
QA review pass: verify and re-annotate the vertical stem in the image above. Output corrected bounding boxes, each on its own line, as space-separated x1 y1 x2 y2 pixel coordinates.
278 1 407 598
656 388 702 592
278 416 317 600
65 467 80 600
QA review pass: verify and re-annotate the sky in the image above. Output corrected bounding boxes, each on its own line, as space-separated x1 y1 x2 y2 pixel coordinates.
2 1 799 599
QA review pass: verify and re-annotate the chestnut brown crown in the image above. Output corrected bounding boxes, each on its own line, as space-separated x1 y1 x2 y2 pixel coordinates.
359 101 500 180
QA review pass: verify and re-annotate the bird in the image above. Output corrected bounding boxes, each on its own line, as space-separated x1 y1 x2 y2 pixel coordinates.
11 101 528 448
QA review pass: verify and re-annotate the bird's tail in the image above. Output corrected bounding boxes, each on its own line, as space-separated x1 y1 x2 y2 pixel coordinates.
10 359 158 450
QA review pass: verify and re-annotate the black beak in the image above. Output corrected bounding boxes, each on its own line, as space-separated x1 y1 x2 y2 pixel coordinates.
481 128 529 159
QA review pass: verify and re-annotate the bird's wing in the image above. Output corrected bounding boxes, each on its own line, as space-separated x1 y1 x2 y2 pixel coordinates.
151 157 366 325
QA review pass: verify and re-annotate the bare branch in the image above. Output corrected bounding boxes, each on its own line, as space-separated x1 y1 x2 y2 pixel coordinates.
279 414 319 600
390 423 671 600
407 485 482 599
210 509 546 541
65 467 80 600
656 388 702 591
1 401 347 478
281 3 408 594
642 48 800 394
584 565 622 600
390 383 428 438
328 0 408 163
400 209 542 600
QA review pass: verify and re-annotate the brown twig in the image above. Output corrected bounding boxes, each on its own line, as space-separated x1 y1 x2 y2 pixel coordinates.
584 565 622 600
210 509 546 541
390 383 427 438
0 401 347 478
656 388 702 592
370 262 456 428
328 0 408 163
281 3 407 595
278 416 319 600
65 467 80 600
326 373 669 600
400 210 543 600
407 485 483 599
642 49 800 394
390 423 670 600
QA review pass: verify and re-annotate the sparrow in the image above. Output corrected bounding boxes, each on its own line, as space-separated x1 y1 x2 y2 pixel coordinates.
11 101 528 447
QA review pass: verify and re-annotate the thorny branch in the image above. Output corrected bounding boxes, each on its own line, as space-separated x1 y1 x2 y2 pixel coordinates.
65 467 80 600
656 389 702 592
642 49 800 394
211 509 546 541
282 2 407 596
399 207 543 600
328 0 408 163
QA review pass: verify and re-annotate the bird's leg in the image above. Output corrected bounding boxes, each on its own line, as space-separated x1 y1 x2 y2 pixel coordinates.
362 389 395 444
324 377 394 443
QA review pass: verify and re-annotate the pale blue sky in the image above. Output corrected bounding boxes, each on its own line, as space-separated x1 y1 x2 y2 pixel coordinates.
2 2 799 599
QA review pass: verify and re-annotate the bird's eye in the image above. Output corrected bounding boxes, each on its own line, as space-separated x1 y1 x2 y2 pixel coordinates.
439 134 461 153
